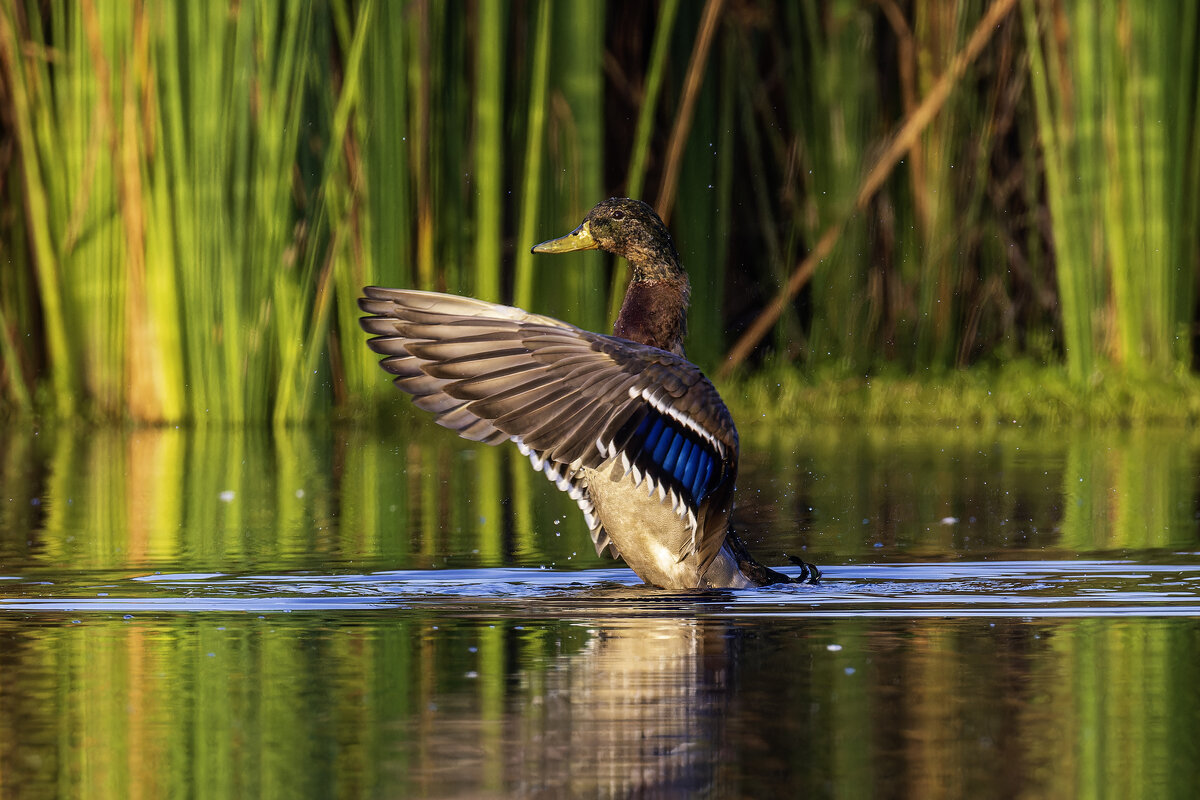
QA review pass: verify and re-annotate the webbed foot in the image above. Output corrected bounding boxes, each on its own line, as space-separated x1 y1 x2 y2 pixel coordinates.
785 554 821 585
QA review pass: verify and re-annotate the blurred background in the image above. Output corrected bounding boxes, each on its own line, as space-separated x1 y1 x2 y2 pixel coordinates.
2 0 1197 424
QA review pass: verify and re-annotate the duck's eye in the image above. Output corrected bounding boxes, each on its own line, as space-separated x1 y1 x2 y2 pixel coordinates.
612 210 625 220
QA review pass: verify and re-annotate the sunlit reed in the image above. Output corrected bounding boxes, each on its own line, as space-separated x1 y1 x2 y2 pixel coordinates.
1 1 1197 422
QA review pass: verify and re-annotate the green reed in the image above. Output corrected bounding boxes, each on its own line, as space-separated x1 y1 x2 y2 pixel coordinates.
606 0 680 328
538 0 605 334
671 28 735 369
2 1 1198 422
513 0 554 312
1022 0 1200 381
1 1 336 422
778 1 878 370
473 0 504 305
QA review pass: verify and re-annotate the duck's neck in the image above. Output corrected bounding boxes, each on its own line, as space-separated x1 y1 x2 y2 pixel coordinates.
613 275 691 356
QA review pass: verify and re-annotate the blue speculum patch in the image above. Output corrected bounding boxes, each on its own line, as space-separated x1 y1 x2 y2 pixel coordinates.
627 412 717 505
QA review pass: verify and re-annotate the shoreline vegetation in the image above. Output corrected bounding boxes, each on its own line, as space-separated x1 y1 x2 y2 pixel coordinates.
725 363 1200 429
2 2 1198 425
9 363 1200 429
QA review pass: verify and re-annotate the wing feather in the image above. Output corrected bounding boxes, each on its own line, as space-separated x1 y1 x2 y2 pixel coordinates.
359 286 738 572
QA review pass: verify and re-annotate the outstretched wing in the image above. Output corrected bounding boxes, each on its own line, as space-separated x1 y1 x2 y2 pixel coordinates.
358 287 739 573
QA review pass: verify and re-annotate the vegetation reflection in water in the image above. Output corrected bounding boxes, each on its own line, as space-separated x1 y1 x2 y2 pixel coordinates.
4 419 1198 574
0 613 1198 797
1 419 1199 797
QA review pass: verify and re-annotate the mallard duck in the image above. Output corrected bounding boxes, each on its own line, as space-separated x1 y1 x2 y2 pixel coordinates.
359 197 820 589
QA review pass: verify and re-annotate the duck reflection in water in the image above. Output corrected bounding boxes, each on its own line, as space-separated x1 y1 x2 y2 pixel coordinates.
360 198 820 590
526 612 736 795
400 609 763 796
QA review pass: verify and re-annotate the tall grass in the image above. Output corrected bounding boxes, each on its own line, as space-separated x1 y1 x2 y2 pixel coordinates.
606 0 679 328
1022 0 1200 382
1 1 333 422
539 0 605 334
1 1 1198 422
781 1 879 370
472 0 504 304
513 0 554 312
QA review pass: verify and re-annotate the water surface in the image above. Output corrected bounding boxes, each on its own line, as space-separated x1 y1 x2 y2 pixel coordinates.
1 421 1198 797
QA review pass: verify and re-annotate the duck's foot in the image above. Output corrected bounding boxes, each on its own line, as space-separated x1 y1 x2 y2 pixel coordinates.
785 554 821 585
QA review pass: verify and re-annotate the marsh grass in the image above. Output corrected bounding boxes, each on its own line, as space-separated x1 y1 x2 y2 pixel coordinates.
1 1 1198 423
727 361 1200 428
1021 0 1200 383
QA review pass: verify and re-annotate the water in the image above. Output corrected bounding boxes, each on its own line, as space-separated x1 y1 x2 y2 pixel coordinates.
2 420 1199 797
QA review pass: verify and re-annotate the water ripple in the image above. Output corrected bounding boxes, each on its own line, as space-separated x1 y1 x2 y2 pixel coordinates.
2 560 1199 618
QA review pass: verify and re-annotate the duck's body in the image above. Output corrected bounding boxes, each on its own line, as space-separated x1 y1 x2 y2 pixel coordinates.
359 198 818 589
584 458 744 588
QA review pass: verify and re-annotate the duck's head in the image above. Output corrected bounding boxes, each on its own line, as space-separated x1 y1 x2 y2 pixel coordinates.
532 197 683 281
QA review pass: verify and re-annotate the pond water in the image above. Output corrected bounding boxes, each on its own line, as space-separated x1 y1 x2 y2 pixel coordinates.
1 417 1199 797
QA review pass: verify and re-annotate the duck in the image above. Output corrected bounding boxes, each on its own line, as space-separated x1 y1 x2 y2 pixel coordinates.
358 197 820 589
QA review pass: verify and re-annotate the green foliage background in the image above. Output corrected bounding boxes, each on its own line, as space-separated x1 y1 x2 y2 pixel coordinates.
1 0 1198 424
